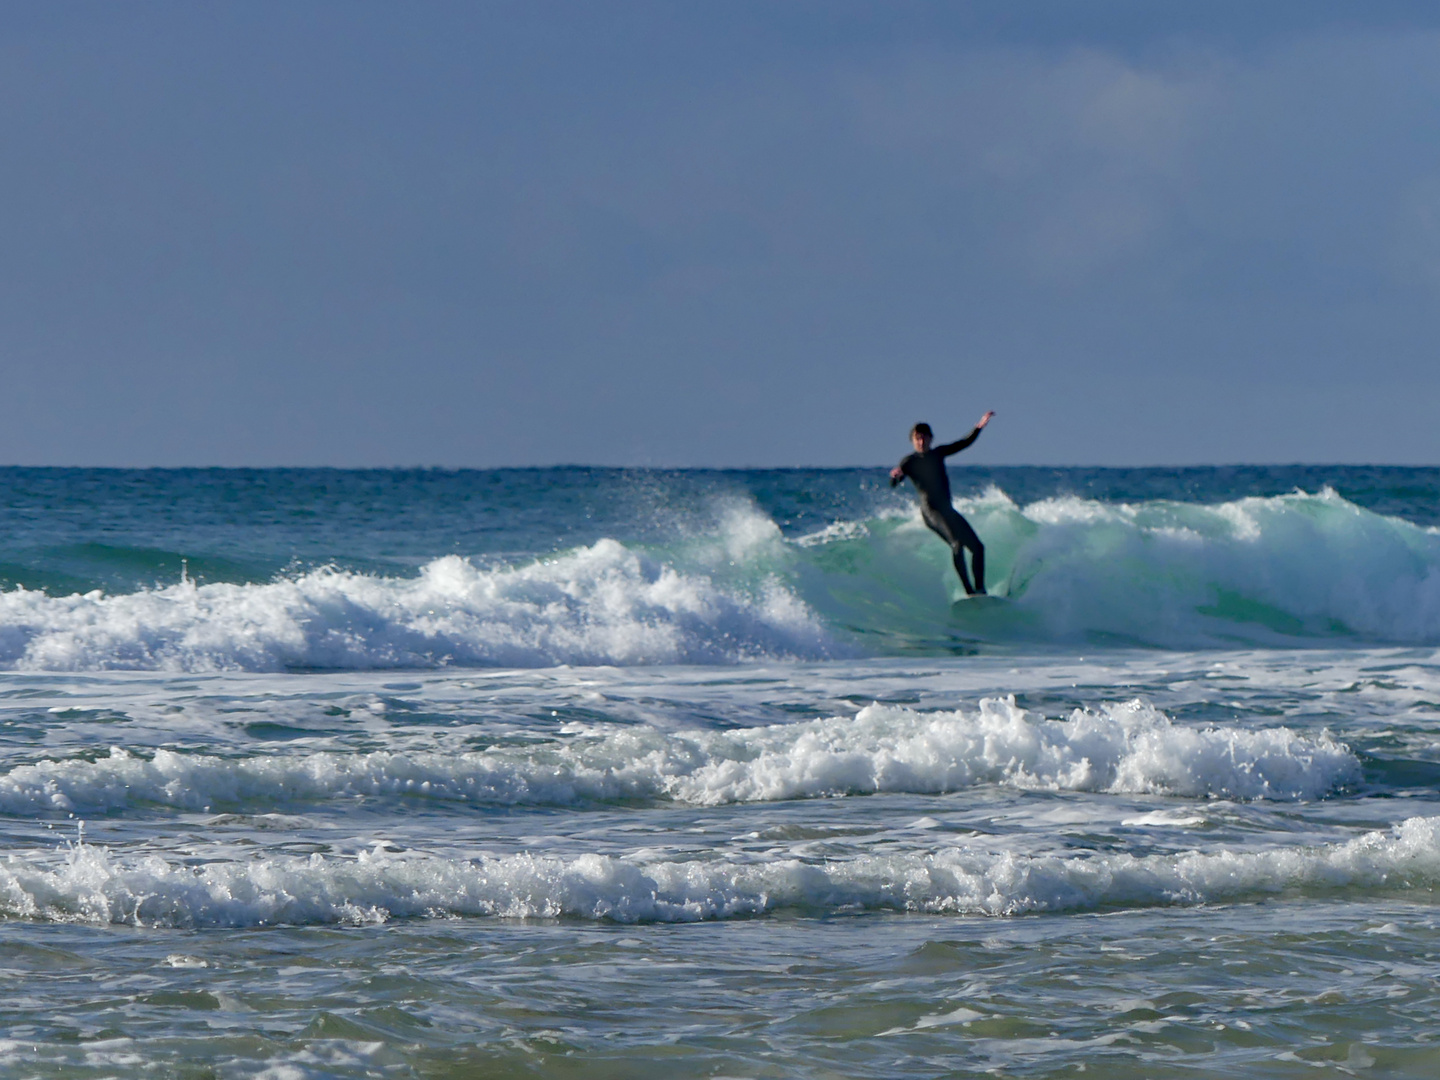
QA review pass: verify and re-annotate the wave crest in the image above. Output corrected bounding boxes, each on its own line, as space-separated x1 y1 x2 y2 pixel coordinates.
0 700 1359 814
6 816 1437 927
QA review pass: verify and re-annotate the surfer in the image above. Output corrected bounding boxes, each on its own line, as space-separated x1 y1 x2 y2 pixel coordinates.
890 411 995 596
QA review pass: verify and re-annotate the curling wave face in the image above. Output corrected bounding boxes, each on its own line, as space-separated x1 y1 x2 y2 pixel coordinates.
0 486 1436 670
0 699 1359 813
797 486 1440 650
6 814 1439 927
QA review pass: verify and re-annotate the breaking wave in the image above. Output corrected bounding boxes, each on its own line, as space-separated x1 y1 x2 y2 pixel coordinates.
0 487 1436 669
0 699 1358 814
0 539 836 671
5 815 1438 927
797 486 1440 649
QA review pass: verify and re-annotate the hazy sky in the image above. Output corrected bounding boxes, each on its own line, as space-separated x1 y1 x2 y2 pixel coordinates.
2 1 1439 467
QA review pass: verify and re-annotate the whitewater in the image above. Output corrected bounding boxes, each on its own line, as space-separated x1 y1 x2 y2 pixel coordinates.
2 480 1439 672
1 465 1439 1078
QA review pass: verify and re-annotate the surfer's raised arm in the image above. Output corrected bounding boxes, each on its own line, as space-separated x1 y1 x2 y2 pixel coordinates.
935 411 995 458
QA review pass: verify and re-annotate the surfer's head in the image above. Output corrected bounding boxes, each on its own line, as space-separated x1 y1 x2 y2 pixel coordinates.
910 422 932 452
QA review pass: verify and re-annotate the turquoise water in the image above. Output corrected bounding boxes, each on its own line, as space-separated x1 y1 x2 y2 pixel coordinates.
0 466 1438 1076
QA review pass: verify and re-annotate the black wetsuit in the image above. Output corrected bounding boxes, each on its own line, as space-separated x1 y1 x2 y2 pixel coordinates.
891 430 985 595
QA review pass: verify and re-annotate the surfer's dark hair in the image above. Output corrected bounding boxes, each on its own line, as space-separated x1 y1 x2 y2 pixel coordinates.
911 422 932 439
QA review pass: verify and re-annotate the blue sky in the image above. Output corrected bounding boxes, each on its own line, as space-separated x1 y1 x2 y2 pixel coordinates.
2 1 1438 467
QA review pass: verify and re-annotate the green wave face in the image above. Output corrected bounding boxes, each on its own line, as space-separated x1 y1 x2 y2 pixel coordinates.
726 488 1440 652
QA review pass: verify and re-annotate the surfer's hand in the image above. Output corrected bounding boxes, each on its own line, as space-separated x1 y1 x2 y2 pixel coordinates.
976 410 995 430
889 466 904 482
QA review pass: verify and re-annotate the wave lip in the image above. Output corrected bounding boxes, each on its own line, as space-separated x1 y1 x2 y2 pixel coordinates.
0 542 837 672
0 699 1359 816
6 816 1438 927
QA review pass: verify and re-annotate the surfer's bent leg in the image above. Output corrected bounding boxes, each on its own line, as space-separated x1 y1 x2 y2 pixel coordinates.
947 510 985 595
923 507 984 595
967 530 985 595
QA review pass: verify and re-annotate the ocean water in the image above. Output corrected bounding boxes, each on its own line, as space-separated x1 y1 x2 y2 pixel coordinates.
1 465 1438 1077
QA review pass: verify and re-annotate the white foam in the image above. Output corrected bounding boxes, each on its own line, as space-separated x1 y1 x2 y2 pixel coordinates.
1121 810 1208 827
913 1006 987 1028
6 815 1439 927
793 520 871 547
0 541 836 672
653 698 1359 804
0 699 1358 815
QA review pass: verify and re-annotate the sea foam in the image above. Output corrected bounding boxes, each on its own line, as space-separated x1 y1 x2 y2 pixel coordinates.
5 815 1437 927
0 699 1358 814
0 541 834 671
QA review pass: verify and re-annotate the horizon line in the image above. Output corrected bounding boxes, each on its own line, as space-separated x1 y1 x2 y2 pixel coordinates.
0 461 1434 472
